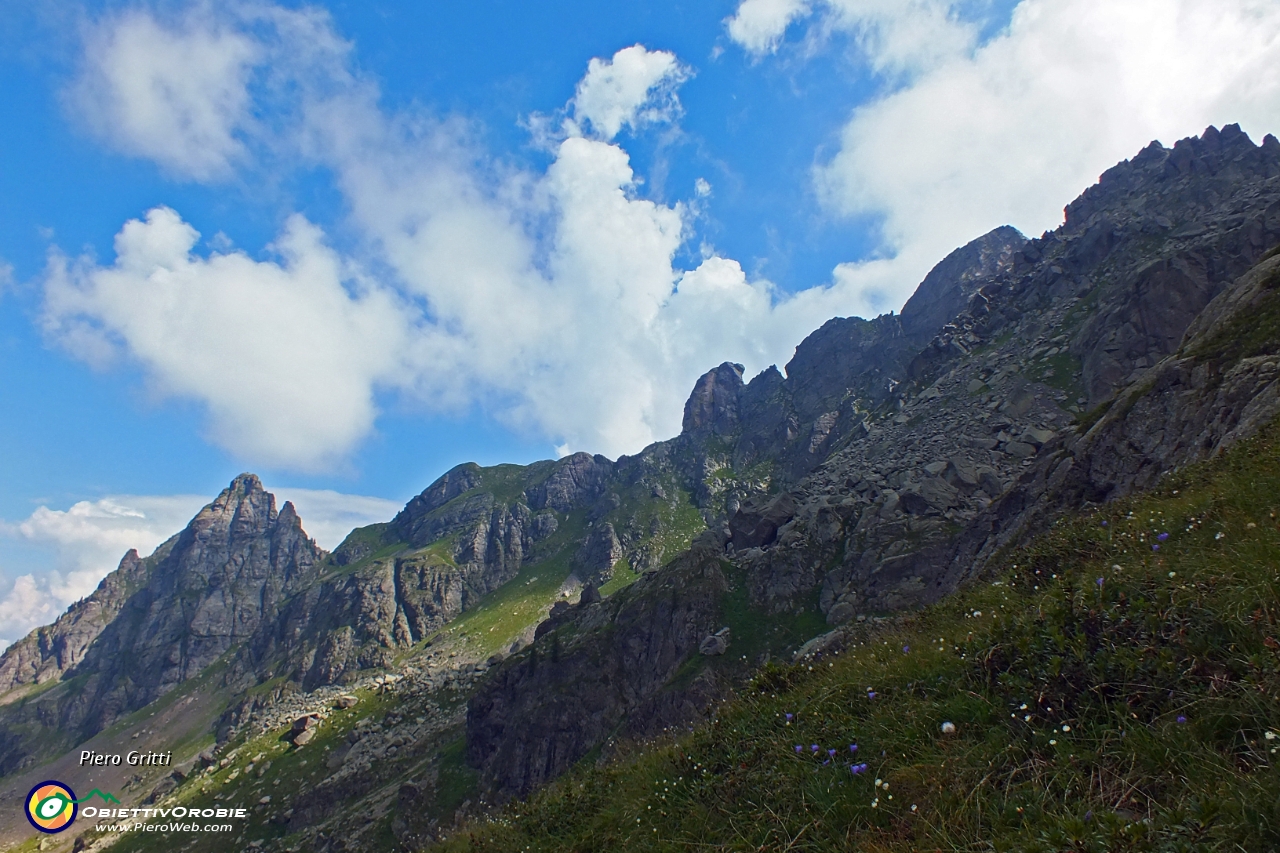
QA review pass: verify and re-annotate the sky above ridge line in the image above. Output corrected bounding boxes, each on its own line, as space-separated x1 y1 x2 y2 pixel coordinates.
2 0 1279 645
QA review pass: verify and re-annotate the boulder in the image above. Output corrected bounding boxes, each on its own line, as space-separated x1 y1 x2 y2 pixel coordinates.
291 714 320 735
699 627 731 656
1004 441 1037 458
1020 427 1057 448
826 601 856 626
946 456 980 488
919 477 959 510
729 493 798 548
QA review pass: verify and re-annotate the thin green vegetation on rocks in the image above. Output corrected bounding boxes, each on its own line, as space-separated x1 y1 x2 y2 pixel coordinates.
432 417 1280 853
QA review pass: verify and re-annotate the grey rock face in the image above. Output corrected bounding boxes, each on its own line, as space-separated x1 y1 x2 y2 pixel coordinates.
948 250 1280 577
682 362 746 435
526 453 614 513
0 546 158 697
571 523 624 583
466 535 728 797
899 225 1025 343
390 463 484 547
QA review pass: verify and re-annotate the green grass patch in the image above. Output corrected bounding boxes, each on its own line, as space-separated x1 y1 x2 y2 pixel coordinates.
1182 266 1280 368
599 560 641 598
435 735 480 817
1032 349 1083 396
717 562 829 667
431 513 588 658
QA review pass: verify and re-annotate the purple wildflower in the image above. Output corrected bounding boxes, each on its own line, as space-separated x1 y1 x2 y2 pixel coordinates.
795 745 803 753
1096 578 1104 587
1152 544 1160 551
785 713 793 722
1177 715 1187 724
867 691 878 699
1101 520 1108 527
828 748 836 757
902 645 910 653
850 763 868 775
811 744 820 752
1084 810 1093 822
1157 532 1170 541
849 744 858 753
823 759 830 766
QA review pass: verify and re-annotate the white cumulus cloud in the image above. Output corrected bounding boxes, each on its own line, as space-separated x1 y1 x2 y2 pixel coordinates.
568 44 690 140
43 207 415 472
68 7 260 180
725 0 812 56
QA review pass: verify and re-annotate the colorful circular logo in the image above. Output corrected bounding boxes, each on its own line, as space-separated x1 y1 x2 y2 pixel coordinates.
25 781 77 834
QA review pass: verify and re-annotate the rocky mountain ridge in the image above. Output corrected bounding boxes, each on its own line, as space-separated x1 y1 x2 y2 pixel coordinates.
2 124 1279 852
464 124 1280 798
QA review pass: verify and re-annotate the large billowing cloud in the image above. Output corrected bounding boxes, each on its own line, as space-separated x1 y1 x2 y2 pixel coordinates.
44 208 415 471
46 0 1280 472
0 486 400 648
49 7 849 464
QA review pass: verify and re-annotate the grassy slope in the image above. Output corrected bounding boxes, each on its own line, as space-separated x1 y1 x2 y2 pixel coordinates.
432 417 1280 852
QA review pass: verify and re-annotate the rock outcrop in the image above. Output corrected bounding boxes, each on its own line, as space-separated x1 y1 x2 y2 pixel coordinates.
466 533 729 796
0 546 160 700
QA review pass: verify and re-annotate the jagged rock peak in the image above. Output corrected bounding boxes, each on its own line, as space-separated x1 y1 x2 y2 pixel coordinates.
194 473 284 536
0 471 325 769
899 225 1026 343
682 362 745 435
394 463 484 530
1064 124 1280 228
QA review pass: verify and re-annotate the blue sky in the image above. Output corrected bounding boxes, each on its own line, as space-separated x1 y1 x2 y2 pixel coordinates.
2 0 1279 645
